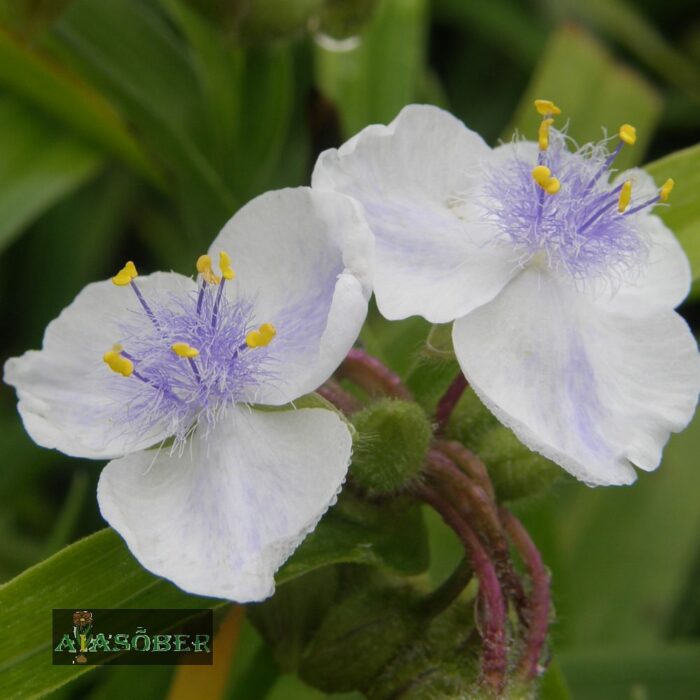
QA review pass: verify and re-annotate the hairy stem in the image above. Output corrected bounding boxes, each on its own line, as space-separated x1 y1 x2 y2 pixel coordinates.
416 484 507 694
500 508 551 680
336 348 412 400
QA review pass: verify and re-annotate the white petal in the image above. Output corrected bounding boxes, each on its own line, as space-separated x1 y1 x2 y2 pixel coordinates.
97 405 352 601
3 272 195 459
453 268 700 486
208 188 373 405
312 104 517 322
589 214 691 315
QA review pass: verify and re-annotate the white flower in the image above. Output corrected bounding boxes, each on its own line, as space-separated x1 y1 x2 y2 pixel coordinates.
4 187 374 600
313 103 700 486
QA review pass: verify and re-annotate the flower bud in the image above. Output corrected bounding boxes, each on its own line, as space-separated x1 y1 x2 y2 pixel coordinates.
299 574 424 692
447 389 560 501
315 0 379 41
187 0 324 42
351 399 432 493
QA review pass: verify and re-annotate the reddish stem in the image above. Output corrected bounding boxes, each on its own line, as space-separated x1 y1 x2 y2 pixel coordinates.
416 484 507 694
317 379 363 415
434 439 496 502
426 450 527 618
434 372 468 434
500 508 551 680
336 348 412 400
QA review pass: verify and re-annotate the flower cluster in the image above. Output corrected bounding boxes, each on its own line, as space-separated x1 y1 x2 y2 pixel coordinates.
5 100 700 608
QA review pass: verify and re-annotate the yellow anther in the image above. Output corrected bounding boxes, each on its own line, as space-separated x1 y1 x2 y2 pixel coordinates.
534 99 561 116
532 165 560 195
246 323 277 349
259 322 277 342
112 260 138 286
618 181 632 213
531 165 552 186
538 118 554 151
544 177 561 195
219 251 235 281
619 123 637 146
103 349 134 377
660 178 674 202
196 254 220 285
171 342 200 358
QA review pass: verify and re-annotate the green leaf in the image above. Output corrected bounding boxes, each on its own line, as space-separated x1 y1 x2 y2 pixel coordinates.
0 494 427 699
314 0 429 136
0 528 225 700
156 0 296 201
0 97 101 254
560 644 700 700
553 0 700 107
545 411 700 648
279 495 429 581
505 24 662 170
645 144 700 293
53 0 236 240
540 658 573 700
0 26 165 188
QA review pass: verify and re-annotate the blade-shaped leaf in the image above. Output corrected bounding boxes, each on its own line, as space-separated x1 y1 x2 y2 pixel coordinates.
0 97 101 254
0 26 164 188
53 0 236 240
0 496 427 699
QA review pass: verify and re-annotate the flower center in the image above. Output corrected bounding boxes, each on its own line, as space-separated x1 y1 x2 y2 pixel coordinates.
103 253 277 445
480 99 674 284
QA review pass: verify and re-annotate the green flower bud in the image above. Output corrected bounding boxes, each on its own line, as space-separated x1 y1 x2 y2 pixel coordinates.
299 574 424 693
316 0 378 41
187 0 324 42
367 597 482 699
351 399 432 494
447 389 560 501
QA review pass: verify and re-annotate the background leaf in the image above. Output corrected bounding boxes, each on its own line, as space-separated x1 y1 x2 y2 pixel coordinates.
0 98 101 254
505 24 662 169
645 144 700 292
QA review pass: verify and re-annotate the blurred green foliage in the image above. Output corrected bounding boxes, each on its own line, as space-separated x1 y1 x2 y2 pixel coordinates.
1 0 700 698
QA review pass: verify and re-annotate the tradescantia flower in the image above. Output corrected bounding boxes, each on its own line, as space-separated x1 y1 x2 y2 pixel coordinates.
4 188 374 600
312 102 700 486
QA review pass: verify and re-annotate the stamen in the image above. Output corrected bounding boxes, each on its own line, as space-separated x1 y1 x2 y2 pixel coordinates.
171 343 201 383
618 123 637 146
544 178 560 195
171 342 200 358
624 178 674 216
534 99 561 116
246 323 277 349
219 251 235 281
578 182 625 231
531 166 560 195
112 261 138 287
129 280 159 329
196 254 220 286
531 165 551 186
103 349 134 377
538 118 554 151
618 181 632 213
660 178 674 202
211 279 226 329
